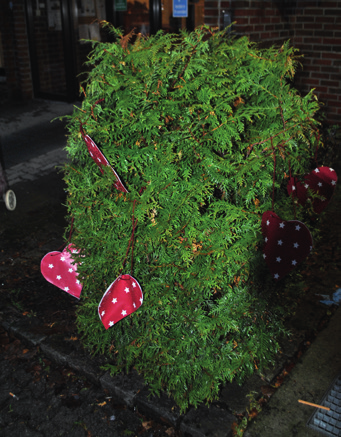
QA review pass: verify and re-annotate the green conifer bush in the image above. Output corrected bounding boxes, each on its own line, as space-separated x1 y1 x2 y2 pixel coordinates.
64 25 321 411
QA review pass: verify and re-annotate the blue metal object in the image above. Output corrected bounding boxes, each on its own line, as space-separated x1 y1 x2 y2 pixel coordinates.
307 374 341 436
173 0 188 18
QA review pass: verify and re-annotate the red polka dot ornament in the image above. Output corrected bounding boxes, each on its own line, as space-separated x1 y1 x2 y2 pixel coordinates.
261 211 313 281
41 244 82 299
98 275 143 329
287 166 337 214
82 131 128 194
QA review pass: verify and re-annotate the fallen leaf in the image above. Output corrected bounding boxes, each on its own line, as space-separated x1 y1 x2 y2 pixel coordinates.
97 401 106 407
142 421 153 430
261 385 276 397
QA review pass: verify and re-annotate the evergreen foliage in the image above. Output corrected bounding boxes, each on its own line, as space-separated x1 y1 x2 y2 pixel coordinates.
64 25 321 411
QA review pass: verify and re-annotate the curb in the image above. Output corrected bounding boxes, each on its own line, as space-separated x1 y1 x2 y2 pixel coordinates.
5 147 68 186
0 307 236 437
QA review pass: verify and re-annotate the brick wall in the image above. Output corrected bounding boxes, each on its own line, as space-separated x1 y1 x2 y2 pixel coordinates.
0 0 33 99
31 2 67 96
292 1 341 125
204 0 341 125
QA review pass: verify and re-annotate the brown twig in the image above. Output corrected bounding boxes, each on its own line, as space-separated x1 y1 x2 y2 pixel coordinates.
298 400 330 411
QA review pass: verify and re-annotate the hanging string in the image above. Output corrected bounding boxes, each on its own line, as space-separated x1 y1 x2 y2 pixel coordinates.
314 131 320 166
52 217 75 254
288 160 297 220
130 201 138 273
120 200 138 275
271 137 276 212
79 98 105 136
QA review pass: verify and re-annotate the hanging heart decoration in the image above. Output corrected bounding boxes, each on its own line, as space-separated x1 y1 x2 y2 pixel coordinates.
287 167 337 214
83 134 128 193
261 211 313 281
98 274 143 329
40 244 83 299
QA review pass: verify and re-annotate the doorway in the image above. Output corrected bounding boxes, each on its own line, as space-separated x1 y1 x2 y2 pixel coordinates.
25 0 204 102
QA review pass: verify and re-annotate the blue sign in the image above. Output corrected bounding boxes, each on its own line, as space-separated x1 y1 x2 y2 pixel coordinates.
173 0 188 18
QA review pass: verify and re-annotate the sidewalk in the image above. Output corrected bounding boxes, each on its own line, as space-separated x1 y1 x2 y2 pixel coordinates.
1 99 340 436
245 306 341 437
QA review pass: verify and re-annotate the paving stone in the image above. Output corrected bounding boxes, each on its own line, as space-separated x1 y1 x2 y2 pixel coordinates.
6 176 22 185
135 386 181 427
219 375 265 414
180 404 235 437
0 422 43 437
40 335 74 366
40 163 57 171
9 320 47 346
100 370 146 407
67 355 102 385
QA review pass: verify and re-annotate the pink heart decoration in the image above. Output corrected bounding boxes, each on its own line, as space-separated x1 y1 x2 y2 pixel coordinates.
261 211 313 281
98 274 143 329
287 166 337 214
41 244 82 299
83 134 128 193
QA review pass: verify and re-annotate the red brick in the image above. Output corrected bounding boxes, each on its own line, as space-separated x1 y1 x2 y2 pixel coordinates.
304 8 323 15
271 17 281 24
320 79 339 86
321 17 337 24
327 107 337 113
324 9 341 15
322 93 339 101
314 73 331 79
322 66 341 74
314 30 335 37
314 59 332 65
304 37 323 44
310 86 328 93
250 0 263 7
250 17 261 24
323 38 341 45
303 23 323 30
296 16 315 22
332 101 341 107
304 79 320 85
322 52 341 59
234 18 249 25
234 8 257 17
295 30 315 37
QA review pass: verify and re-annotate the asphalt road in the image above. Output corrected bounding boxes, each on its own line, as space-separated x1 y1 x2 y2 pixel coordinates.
0 100 74 169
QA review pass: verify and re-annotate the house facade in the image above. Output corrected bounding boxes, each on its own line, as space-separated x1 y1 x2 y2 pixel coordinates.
0 0 340 124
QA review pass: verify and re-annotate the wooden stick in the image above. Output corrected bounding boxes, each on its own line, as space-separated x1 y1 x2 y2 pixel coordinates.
298 400 330 411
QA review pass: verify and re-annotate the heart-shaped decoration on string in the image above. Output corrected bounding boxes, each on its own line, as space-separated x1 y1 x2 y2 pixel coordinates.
287 167 337 214
41 244 82 299
98 275 143 329
262 211 313 281
83 134 128 193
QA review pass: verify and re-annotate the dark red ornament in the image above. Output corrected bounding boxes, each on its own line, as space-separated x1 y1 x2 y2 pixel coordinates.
41 244 82 299
98 274 143 329
287 166 337 214
83 134 128 193
261 211 313 281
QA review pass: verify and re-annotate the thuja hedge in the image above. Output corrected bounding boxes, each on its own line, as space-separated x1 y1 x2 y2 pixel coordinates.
64 25 321 411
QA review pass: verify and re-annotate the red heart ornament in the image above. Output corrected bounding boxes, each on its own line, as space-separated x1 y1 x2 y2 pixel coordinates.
287 166 337 214
83 134 128 193
261 211 313 281
41 244 82 299
98 274 143 329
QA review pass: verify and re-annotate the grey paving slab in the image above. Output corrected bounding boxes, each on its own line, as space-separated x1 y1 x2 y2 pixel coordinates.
244 306 341 437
